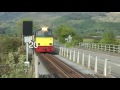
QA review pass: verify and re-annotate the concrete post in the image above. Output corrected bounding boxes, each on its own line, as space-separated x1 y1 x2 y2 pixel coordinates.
77 51 80 64
113 46 115 53
73 50 75 62
59 47 61 55
103 59 108 76
98 44 99 50
69 49 72 60
94 56 98 73
82 53 84 66
88 54 91 69
95 44 96 49
105 45 107 51
62 47 64 56
64 48 66 57
34 54 39 78
67 49 69 58
118 46 120 53
101 45 102 51
109 45 111 52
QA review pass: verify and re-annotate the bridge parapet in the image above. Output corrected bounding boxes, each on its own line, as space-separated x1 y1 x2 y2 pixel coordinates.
79 42 120 54
54 45 119 78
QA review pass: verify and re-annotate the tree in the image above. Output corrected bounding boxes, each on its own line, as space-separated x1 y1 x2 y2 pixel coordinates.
100 31 118 44
55 24 75 43
73 34 83 42
71 34 83 46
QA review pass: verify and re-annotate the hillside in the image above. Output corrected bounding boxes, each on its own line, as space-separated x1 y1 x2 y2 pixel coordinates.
92 12 120 22
49 12 120 36
0 12 72 36
1 12 120 37
0 12 25 22
0 12 71 22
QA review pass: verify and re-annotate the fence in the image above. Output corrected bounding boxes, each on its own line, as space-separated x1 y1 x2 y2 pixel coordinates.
79 42 120 53
54 46 120 77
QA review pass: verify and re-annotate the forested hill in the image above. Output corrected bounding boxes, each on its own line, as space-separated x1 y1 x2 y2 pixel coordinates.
0 12 72 36
49 12 120 36
0 12 107 22
0 12 25 21
0 12 71 22
1 12 120 37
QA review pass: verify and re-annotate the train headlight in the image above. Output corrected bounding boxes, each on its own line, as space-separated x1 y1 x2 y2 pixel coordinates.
41 27 48 31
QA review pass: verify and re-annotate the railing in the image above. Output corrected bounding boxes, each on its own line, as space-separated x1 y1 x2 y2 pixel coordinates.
79 42 120 53
54 46 120 77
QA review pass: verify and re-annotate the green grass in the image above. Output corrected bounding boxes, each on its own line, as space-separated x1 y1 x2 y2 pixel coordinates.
83 38 94 43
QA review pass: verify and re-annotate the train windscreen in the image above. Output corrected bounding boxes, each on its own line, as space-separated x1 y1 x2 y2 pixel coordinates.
36 29 53 37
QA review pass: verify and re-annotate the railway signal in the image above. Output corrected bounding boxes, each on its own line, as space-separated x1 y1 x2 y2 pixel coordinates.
23 21 33 68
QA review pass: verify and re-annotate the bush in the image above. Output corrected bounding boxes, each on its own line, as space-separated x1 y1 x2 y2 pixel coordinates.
72 40 80 46
100 31 117 44
1 53 33 78
0 36 22 54
66 42 73 47
72 34 83 42
92 38 101 43
18 45 25 55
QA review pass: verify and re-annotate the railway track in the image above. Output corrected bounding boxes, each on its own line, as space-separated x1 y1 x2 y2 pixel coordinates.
37 53 97 78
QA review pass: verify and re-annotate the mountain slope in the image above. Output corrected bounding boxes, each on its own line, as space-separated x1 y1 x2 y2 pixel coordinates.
1 12 120 36
92 12 120 22
49 12 120 36
0 12 71 22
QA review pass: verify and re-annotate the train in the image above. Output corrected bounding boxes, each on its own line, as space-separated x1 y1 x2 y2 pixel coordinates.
34 27 54 53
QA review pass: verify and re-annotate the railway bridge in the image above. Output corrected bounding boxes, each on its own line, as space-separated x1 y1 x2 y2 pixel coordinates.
53 42 120 78
31 41 120 78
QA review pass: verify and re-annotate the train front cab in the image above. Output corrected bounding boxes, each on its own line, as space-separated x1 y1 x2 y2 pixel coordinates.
35 27 54 53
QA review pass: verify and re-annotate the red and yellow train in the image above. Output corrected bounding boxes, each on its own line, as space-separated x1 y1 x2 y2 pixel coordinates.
34 27 54 53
